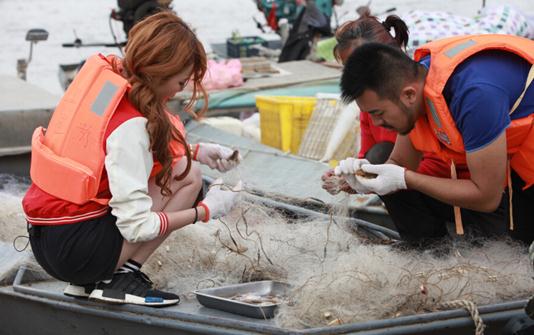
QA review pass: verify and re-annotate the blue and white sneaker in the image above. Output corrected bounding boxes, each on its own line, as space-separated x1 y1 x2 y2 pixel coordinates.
89 270 179 307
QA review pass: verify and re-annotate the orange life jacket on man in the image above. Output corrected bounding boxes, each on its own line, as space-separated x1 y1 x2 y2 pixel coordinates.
30 53 186 206
409 34 534 190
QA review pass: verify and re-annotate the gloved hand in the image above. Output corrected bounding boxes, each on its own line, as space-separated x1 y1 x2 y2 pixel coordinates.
321 169 355 195
333 158 371 193
321 169 340 195
200 178 242 220
357 163 407 195
195 143 242 172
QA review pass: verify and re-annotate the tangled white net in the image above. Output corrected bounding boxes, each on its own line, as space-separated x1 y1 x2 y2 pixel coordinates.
143 194 533 329
1 174 533 329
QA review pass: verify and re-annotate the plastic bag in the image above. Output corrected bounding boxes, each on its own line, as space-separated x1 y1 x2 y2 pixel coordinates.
202 59 244 90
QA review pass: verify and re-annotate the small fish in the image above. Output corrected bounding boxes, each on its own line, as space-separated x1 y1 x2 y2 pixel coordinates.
356 169 378 179
230 293 282 305
229 150 240 162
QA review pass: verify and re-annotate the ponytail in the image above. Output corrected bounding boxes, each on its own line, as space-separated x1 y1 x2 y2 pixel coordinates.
382 15 409 49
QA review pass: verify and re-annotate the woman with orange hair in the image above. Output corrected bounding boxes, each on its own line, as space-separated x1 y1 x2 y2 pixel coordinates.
23 11 241 307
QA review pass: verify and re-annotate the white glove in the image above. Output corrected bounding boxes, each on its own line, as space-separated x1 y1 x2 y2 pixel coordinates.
333 158 371 193
357 164 407 195
195 143 242 172
201 178 242 220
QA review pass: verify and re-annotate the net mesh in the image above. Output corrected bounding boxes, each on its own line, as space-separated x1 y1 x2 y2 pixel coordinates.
1 174 532 329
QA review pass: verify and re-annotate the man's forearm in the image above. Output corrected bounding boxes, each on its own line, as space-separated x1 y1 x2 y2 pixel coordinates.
404 170 502 212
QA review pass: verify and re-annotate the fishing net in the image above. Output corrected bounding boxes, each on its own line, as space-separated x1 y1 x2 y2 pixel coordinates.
142 183 534 329
0 174 39 283
1 174 533 329
0 174 29 242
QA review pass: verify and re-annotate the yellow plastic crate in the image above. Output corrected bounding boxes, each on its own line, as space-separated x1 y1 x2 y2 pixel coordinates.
256 96 317 153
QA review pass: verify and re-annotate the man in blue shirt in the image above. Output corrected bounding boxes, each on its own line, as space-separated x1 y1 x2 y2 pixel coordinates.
335 37 534 248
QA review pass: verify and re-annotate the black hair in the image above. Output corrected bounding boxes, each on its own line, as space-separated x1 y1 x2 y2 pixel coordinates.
334 14 409 62
382 15 409 49
340 42 419 104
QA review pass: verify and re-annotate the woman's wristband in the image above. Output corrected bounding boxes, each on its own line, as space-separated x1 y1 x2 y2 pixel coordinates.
193 206 198 224
197 202 210 222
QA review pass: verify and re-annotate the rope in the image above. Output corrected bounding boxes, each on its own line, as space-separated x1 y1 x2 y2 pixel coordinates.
438 300 485 335
13 235 30 252
450 161 464 235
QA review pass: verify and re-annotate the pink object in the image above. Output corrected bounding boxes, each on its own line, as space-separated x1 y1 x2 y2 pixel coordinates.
202 59 244 90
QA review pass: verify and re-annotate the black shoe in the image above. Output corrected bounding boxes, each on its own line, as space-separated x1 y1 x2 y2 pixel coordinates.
64 283 96 298
89 271 179 307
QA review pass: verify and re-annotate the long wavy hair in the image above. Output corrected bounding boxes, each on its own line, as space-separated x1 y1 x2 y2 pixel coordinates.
113 11 208 196
334 14 409 62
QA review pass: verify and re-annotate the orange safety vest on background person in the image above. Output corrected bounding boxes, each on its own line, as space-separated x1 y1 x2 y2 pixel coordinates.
409 34 534 190
30 53 187 205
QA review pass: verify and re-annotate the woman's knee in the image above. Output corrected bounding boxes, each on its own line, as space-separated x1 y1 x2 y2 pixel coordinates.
171 159 202 189
187 161 203 191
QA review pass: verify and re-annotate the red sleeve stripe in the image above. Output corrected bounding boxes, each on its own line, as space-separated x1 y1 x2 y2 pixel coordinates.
158 212 169 236
193 143 200 161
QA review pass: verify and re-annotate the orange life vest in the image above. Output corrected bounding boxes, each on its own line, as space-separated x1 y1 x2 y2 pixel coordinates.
30 53 187 205
31 54 129 205
409 34 534 189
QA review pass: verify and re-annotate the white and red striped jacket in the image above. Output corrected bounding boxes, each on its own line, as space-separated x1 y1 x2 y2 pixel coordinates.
23 98 172 242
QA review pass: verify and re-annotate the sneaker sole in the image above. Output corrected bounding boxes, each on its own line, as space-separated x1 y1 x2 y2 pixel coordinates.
89 289 179 307
63 285 93 298
64 293 90 299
